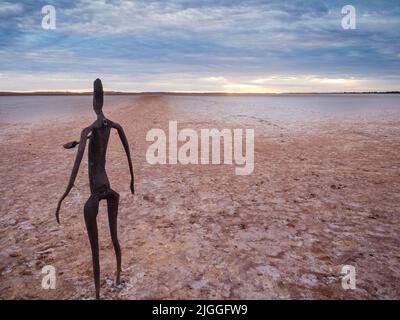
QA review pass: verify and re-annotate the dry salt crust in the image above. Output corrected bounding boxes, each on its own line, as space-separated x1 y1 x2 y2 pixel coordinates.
0 95 399 299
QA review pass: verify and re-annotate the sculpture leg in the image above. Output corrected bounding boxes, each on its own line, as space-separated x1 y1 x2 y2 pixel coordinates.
84 195 100 299
107 190 121 286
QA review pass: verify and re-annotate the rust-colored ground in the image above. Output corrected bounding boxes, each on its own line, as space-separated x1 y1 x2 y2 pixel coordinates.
0 95 399 299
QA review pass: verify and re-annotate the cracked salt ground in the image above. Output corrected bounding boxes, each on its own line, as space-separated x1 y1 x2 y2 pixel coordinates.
1 95 400 299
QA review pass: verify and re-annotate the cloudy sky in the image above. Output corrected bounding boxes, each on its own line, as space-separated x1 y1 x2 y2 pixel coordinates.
0 0 399 92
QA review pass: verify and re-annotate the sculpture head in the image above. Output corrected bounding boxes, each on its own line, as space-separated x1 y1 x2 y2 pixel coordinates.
93 78 104 114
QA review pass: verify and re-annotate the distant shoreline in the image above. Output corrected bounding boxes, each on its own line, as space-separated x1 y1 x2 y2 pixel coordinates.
0 91 399 96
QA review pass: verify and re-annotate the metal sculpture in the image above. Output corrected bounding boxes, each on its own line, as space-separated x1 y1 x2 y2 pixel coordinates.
55 78 134 299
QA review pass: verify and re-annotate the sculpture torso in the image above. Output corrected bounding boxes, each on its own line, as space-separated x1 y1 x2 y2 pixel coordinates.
88 119 112 195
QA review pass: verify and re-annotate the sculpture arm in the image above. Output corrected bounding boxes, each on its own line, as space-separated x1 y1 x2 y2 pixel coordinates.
112 121 134 194
63 132 92 149
56 127 92 224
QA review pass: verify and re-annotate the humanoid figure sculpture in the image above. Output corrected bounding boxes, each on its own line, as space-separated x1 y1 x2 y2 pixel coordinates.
55 78 134 299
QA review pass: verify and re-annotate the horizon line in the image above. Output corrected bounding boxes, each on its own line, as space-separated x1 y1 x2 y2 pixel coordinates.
1 90 399 96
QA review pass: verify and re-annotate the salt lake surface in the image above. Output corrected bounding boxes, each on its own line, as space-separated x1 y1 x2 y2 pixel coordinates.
0 94 399 125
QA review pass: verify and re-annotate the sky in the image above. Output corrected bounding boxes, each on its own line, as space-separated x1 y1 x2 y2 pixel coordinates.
0 0 399 93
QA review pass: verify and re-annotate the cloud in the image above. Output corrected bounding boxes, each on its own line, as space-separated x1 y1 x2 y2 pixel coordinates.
0 0 399 91
0 2 23 16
